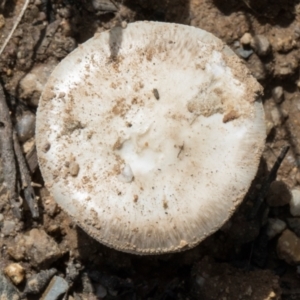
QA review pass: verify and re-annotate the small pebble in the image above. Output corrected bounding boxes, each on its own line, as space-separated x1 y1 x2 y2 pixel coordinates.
41 276 69 300
266 180 291 207
272 86 284 104
19 61 57 106
0 271 20 300
267 218 286 239
240 32 253 45
24 228 62 268
277 229 300 264
235 47 253 59
92 0 118 12
290 189 300 217
96 284 107 298
69 162 80 177
16 111 36 142
195 275 205 287
244 286 253 296
251 35 271 56
22 268 57 296
44 197 58 217
270 107 288 126
287 218 300 237
81 272 95 294
2 220 16 236
4 263 25 285
265 120 274 136
233 41 240 48
247 54 266 81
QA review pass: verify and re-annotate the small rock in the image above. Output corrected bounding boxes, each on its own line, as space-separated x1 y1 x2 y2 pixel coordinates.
92 0 118 12
277 229 300 264
81 272 95 294
270 107 288 126
267 218 286 239
58 7 73 18
246 54 266 81
66 261 80 284
265 120 274 136
22 268 57 296
287 218 300 237
244 286 253 296
0 14 5 29
41 276 69 300
266 180 291 207
24 228 62 268
233 41 240 48
2 220 17 236
195 275 205 287
96 284 107 298
4 263 25 285
251 35 271 56
235 47 253 59
272 86 284 104
0 213 4 223
240 32 253 45
7 235 26 261
0 271 20 300
19 60 57 106
290 189 300 217
16 111 36 142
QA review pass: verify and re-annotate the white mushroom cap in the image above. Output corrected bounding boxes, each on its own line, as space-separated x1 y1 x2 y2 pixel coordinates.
36 22 266 254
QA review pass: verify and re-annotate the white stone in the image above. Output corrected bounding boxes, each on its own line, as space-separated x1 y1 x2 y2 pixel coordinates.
267 218 286 239
290 189 300 216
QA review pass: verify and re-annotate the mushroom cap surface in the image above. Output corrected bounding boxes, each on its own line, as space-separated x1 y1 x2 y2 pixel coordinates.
36 22 266 255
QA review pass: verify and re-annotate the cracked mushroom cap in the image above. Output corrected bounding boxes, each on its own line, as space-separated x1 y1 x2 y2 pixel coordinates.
36 22 265 255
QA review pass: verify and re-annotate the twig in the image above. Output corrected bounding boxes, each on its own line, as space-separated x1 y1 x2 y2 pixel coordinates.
177 142 184 158
0 83 22 218
13 131 39 218
249 145 290 219
25 145 38 174
0 0 31 57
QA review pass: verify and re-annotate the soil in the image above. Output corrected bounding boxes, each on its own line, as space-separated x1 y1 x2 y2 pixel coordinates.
0 0 300 299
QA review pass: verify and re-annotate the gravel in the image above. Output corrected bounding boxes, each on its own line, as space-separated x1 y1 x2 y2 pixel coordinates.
251 35 271 56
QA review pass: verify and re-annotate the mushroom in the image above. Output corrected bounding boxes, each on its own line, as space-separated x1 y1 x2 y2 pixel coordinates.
36 22 266 255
